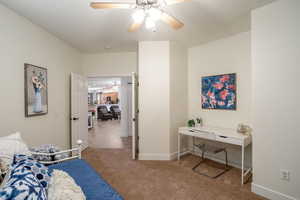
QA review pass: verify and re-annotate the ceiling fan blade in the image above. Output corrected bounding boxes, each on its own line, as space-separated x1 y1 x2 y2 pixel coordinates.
128 22 143 32
165 0 191 5
160 13 184 30
90 2 133 9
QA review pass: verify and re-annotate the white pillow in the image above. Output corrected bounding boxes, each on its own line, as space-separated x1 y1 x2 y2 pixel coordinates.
0 132 31 166
48 170 86 200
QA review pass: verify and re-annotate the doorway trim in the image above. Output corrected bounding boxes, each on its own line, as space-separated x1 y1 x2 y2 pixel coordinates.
87 73 139 159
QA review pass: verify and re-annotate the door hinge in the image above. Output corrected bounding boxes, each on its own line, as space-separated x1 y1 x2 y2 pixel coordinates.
137 109 139 114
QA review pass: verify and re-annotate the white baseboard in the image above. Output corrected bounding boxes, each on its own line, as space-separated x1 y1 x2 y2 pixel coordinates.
139 149 248 168
138 150 248 164
139 147 189 161
252 183 297 200
169 151 179 160
139 153 173 160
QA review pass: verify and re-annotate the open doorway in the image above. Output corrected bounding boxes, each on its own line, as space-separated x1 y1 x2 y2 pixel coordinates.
87 76 133 152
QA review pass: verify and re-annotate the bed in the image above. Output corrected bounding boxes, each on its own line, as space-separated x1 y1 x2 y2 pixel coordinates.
49 159 123 200
0 134 123 200
36 140 123 200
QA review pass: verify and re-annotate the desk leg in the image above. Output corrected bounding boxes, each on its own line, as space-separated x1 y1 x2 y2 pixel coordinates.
178 133 181 161
193 136 195 153
241 144 244 185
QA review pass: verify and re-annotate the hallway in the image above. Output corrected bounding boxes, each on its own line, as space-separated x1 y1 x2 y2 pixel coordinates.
88 120 126 149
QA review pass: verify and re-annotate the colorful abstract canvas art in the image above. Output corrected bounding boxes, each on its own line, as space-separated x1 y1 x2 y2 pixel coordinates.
201 73 236 110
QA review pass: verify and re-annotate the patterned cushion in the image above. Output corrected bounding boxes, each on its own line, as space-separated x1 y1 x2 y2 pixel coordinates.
0 161 47 200
30 144 68 162
13 155 51 190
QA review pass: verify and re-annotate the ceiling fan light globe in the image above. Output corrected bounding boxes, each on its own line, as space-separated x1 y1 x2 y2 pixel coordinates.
145 17 156 29
158 0 167 7
132 9 145 23
148 8 162 21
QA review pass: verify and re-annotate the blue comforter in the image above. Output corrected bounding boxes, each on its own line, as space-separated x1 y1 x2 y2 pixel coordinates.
49 159 123 200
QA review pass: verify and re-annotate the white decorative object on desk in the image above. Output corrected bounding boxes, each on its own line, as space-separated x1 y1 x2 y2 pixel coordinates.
237 124 251 135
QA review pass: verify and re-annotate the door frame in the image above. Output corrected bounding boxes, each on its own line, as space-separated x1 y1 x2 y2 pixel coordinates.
131 72 139 160
86 73 139 159
71 73 88 150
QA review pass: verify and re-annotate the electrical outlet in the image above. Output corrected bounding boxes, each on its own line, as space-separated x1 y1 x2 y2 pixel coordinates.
280 170 290 181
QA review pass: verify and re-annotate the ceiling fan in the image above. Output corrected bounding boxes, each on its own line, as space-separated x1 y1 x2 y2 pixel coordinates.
90 0 189 32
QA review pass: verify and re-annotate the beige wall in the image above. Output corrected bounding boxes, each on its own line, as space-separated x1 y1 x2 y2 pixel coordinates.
188 32 251 127
187 32 252 167
252 0 300 199
138 41 188 160
138 41 171 159
169 41 188 155
82 52 137 77
0 4 82 148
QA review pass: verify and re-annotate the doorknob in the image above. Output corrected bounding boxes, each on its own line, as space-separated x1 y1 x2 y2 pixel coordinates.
72 117 80 121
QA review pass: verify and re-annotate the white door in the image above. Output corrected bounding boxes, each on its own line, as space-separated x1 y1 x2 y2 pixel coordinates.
132 72 139 159
71 73 88 150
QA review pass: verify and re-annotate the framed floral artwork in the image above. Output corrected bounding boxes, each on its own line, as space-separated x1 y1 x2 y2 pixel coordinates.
24 64 48 117
201 73 236 110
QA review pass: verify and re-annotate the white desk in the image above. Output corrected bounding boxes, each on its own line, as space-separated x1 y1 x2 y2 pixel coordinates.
178 126 252 185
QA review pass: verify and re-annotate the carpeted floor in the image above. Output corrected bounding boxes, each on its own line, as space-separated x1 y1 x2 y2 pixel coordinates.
82 137 266 200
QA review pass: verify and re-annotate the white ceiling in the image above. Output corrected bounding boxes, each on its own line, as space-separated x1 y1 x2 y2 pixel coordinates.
0 0 275 53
